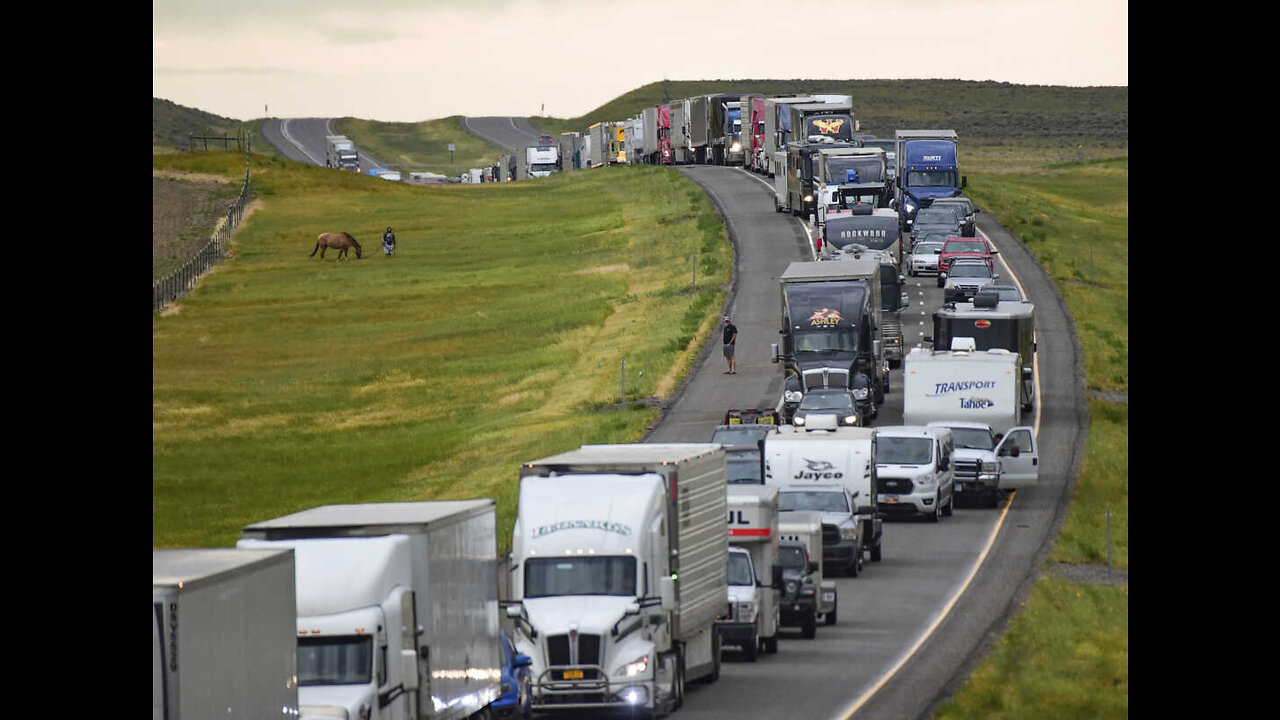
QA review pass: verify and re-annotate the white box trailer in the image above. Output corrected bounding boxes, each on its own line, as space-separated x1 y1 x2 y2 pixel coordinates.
902 346 1023 435
775 511 837 635
238 501 501 720
512 443 729 715
641 106 658 161
720 485 782 660
764 426 884 562
153 548 298 720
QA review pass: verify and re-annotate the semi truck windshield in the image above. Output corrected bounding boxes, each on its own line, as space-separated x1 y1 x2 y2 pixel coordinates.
524 556 637 597
907 170 956 187
794 328 858 354
298 635 373 686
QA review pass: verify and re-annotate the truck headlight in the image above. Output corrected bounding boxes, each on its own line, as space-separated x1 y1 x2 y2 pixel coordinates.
839 526 856 540
843 415 858 425
981 461 998 474
917 474 935 486
794 416 806 426
615 654 650 677
784 390 803 403
731 142 741 152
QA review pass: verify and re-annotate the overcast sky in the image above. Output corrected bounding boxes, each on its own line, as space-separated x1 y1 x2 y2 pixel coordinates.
153 0 1128 122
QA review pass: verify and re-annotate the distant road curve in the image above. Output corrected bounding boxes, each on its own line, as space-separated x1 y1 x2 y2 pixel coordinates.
259 118 385 172
460 116 545 152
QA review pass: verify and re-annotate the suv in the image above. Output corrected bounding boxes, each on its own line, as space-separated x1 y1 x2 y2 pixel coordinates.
929 197 980 236
937 237 997 277
942 259 998 301
778 484 863 577
874 426 955 522
910 207 962 245
791 387 866 427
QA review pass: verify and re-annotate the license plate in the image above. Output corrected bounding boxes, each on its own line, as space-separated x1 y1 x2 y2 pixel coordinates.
955 483 963 492
823 592 835 602
562 670 584 680
884 496 898 503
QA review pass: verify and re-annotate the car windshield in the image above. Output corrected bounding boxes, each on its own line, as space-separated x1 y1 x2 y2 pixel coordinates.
948 427 996 450
915 210 955 225
944 241 987 254
877 437 933 465
524 556 637 598
728 552 755 586
950 263 992 278
298 636 372 686
778 545 807 569
799 392 853 411
726 452 763 484
779 491 850 513
988 287 1022 301
712 427 769 446
914 242 943 256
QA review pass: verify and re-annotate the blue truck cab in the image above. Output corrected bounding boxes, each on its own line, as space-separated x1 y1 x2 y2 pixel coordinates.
894 130 966 233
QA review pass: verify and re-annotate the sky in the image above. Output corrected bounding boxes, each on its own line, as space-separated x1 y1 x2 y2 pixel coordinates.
153 0 1128 123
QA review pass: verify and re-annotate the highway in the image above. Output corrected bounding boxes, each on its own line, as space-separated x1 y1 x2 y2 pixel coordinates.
264 117 1088 720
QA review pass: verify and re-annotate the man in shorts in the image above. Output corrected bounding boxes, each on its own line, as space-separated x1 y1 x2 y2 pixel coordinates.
723 315 738 374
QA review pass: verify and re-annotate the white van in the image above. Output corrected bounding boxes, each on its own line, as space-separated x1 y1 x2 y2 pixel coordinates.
874 426 955 521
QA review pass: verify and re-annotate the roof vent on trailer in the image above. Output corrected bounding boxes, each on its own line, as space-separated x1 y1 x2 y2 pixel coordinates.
950 337 977 352
973 290 1000 309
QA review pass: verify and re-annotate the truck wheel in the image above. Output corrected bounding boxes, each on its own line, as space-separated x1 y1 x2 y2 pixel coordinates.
801 612 817 639
763 633 778 655
926 495 940 523
943 493 954 517
743 631 759 662
674 648 685 709
848 551 860 578
871 541 882 562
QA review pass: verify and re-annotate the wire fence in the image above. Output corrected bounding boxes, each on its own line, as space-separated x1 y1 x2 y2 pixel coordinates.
153 143 252 313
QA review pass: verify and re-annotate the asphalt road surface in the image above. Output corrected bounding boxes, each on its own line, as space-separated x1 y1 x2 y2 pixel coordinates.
271 116 1088 720
260 117 386 172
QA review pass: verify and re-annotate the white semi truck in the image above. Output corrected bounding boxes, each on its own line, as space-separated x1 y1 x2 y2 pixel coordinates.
764 422 884 563
526 145 559 178
719 484 782 661
508 443 729 717
153 548 299 720
237 501 502 720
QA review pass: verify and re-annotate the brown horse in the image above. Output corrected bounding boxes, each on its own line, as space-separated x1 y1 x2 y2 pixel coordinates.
310 232 362 260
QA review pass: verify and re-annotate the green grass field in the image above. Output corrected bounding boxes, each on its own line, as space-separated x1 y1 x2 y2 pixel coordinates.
333 116 508 177
935 157 1128 717
152 151 729 549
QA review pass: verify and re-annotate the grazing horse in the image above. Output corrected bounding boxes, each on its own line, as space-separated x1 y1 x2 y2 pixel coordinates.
310 232 362 260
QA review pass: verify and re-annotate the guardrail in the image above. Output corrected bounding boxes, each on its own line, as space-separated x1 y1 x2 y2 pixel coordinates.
153 143 252 313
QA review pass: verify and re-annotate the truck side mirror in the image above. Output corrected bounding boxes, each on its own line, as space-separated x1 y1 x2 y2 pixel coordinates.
961 175 968 188
659 576 676 611
514 653 532 668
770 343 780 363
401 649 420 691
505 604 523 619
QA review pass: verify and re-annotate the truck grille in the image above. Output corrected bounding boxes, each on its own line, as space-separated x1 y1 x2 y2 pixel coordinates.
880 477 913 494
802 368 848 389
954 460 980 481
546 633 602 668
822 523 839 546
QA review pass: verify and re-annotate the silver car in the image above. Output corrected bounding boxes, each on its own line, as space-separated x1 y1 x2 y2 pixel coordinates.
942 259 998 302
908 240 944 277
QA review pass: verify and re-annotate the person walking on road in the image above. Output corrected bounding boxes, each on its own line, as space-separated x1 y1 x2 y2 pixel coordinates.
723 315 738 374
382 226 396 256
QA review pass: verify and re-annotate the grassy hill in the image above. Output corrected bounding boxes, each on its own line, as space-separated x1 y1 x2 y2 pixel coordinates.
530 79 1127 170
152 97 283 158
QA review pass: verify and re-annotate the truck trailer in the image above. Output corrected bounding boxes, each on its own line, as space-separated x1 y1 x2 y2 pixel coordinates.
902 345 1026 435
720 484 782 661
326 135 361 172
237 501 502 720
932 295 1037 409
509 443 729 716
153 548 299 720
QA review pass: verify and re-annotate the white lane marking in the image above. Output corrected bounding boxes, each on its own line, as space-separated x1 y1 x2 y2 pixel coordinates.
280 119 323 166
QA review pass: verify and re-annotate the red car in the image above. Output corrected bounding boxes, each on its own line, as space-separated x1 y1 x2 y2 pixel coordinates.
936 237 998 285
